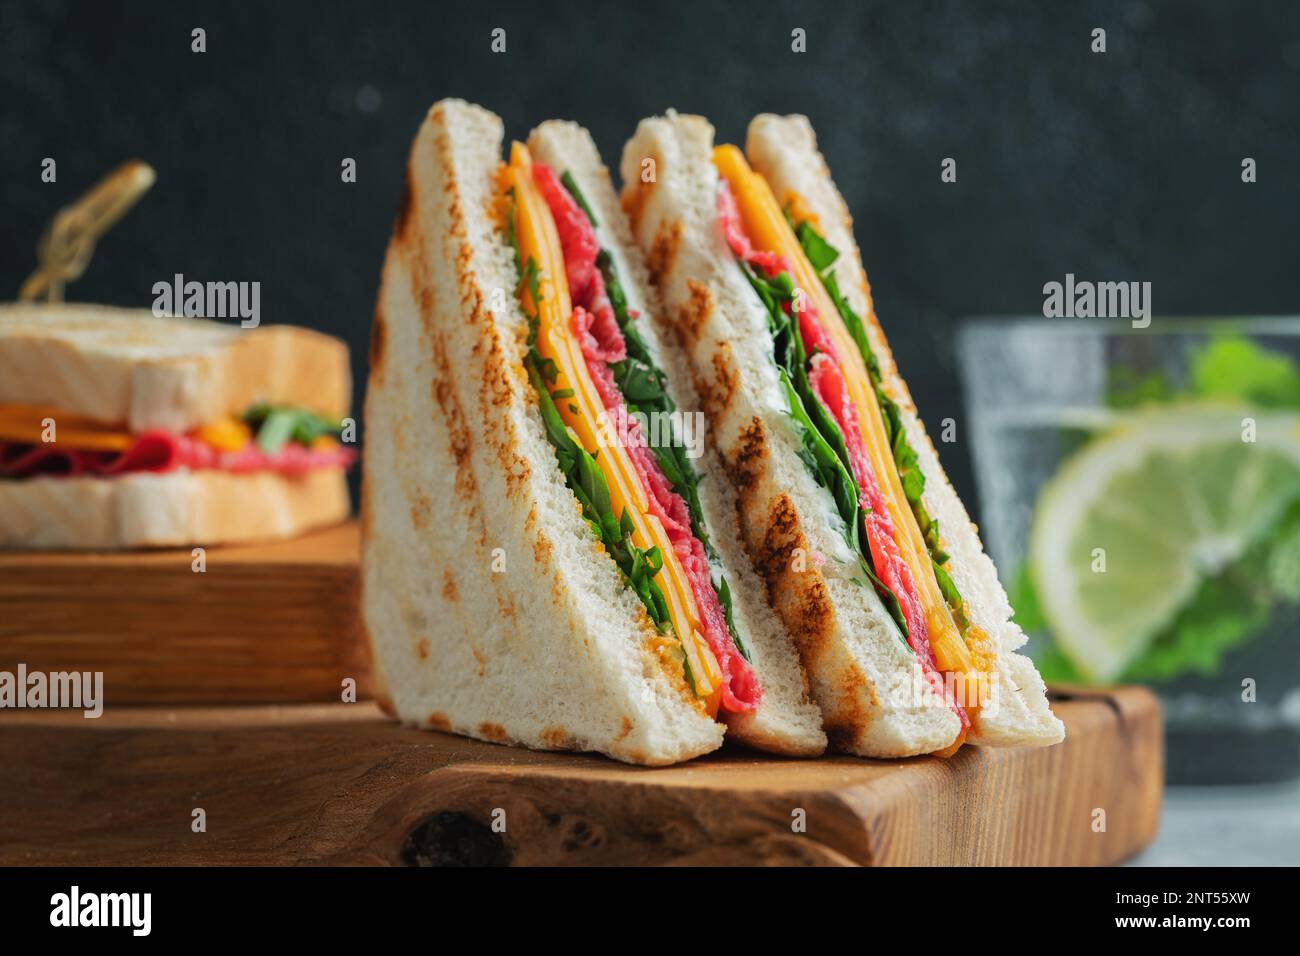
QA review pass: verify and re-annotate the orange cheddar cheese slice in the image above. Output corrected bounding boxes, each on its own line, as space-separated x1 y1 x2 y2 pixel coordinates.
712 145 978 707
507 143 724 711
0 404 134 451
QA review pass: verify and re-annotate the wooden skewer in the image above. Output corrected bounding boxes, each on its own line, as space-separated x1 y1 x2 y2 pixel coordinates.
18 160 156 303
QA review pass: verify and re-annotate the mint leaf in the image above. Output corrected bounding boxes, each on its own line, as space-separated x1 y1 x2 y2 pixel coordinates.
1106 367 1177 409
1122 572 1269 681
1191 335 1300 408
1008 562 1048 633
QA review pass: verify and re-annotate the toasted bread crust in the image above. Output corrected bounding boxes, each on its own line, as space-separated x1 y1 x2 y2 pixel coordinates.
361 99 724 766
745 113 1063 747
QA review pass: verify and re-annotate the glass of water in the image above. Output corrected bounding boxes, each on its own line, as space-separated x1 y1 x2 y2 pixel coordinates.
958 317 1300 784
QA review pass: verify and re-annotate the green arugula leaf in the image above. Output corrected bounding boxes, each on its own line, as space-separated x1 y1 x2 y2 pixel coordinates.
254 409 298 454
759 217 967 632
560 170 599 228
794 220 838 271
612 358 665 404
932 559 963 612
749 260 909 642
512 178 760 689
243 405 343 455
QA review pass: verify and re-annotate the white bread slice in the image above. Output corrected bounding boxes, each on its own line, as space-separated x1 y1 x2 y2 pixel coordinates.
360 99 724 766
0 303 350 432
527 120 826 757
0 468 348 550
745 113 1064 747
622 113 961 757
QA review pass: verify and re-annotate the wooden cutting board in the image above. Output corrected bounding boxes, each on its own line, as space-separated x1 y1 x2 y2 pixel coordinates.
0 687 1162 866
0 522 368 704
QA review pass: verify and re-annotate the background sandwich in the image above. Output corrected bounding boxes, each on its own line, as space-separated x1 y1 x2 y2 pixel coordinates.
362 99 824 765
0 303 353 549
621 112 1064 756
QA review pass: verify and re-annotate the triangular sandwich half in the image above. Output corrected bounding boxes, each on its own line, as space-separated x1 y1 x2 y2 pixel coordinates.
620 111 1064 756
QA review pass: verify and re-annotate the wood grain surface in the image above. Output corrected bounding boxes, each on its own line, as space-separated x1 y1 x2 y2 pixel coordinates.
0 687 1162 866
0 522 369 705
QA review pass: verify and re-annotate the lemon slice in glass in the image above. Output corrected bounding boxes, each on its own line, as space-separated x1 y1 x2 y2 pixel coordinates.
1028 406 1300 681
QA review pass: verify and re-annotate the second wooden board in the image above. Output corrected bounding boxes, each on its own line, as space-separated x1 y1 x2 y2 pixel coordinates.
0 521 368 705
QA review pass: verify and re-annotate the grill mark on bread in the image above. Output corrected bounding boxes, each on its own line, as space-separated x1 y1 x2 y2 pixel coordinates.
679 279 714 346
696 340 738 421
442 568 459 603
416 637 430 660
455 241 480 326
478 325 531 498
744 493 848 733
620 152 660 236
410 491 432 529
525 504 554 574
616 716 634 741
472 647 487 677
427 711 450 730
501 445 531 498
753 493 803 583
480 324 516 411
729 416 769 497
822 662 875 750
478 722 508 742
540 726 571 749
646 220 682 287
430 332 477 506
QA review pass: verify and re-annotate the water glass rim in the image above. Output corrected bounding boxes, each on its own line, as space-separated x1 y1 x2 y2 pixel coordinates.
957 315 1300 339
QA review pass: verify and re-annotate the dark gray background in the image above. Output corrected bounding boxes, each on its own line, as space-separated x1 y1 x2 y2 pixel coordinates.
2 0 1296 512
